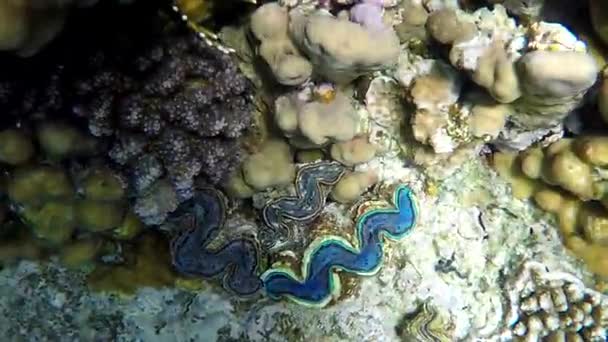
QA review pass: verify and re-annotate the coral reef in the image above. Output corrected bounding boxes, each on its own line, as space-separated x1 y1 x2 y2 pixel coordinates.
498 261 608 341
0 157 590 340
4 0 608 340
0 1 255 225
249 2 313 85
260 161 345 250
250 1 400 84
274 88 360 147
261 184 417 307
169 188 262 296
492 137 608 278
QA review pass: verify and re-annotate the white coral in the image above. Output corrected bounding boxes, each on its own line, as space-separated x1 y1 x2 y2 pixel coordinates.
498 260 608 341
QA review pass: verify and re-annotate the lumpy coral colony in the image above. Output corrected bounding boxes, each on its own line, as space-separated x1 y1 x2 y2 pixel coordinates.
3 0 608 332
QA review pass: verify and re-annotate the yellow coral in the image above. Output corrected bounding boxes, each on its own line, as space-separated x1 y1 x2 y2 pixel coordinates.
492 152 539 199
8 166 74 205
76 200 126 232
110 211 144 241
0 129 34 166
36 122 97 159
82 169 125 201
21 200 77 245
87 232 177 296
60 239 102 269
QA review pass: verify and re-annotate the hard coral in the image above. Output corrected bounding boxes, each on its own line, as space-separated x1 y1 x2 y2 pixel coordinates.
492 137 608 278
499 261 608 341
289 10 400 84
250 2 312 86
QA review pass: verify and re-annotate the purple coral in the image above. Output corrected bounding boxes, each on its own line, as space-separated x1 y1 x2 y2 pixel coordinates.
349 0 387 31
78 31 254 224
0 2 254 225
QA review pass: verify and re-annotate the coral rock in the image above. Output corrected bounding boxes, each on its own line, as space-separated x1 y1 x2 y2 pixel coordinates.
242 140 296 191
289 10 400 84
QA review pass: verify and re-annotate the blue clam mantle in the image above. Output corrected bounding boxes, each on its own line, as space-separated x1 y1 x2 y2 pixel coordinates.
170 188 262 296
261 184 418 307
260 161 345 249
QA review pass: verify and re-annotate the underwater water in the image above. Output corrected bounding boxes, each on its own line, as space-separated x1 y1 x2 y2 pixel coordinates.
1 0 608 341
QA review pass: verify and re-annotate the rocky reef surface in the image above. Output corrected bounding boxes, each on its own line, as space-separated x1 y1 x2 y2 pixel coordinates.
0 158 598 341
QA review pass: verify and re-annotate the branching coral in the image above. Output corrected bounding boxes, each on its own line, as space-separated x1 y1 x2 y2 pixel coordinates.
498 260 608 341
79 31 254 207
